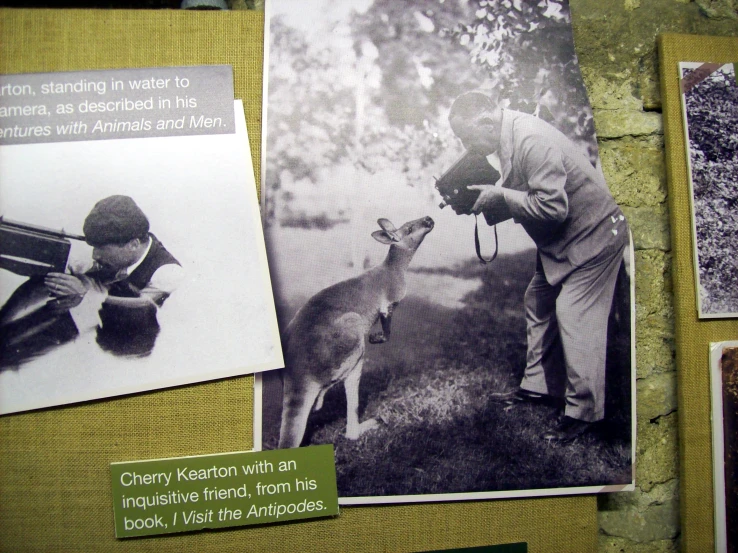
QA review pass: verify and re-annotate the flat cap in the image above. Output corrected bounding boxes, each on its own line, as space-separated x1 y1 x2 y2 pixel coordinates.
83 195 149 247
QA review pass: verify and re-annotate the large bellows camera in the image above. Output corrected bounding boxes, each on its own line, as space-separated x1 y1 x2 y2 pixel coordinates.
0 217 85 277
435 151 501 215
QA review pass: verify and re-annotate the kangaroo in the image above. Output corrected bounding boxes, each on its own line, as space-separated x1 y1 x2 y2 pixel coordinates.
278 216 434 449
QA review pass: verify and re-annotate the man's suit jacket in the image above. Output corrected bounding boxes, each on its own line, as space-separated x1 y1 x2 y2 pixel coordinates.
496 110 628 285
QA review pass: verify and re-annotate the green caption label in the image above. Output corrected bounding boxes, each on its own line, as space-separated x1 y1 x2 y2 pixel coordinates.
110 445 338 538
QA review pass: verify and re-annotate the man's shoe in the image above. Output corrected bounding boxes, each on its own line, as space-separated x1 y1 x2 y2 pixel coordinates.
490 389 546 407
541 416 593 443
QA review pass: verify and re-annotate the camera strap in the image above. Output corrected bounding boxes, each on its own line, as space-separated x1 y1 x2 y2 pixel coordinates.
474 215 498 264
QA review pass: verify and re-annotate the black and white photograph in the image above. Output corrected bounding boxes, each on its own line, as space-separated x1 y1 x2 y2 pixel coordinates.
0 100 284 414
679 62 738 319
711 341 738 553
256 0 635 503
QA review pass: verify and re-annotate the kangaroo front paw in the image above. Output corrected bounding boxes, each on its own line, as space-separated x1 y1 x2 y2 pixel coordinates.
368 332 387 344
345 418 379 440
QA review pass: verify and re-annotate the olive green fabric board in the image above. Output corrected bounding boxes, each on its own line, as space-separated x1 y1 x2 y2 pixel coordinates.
658 33 738 553
0 9 597 552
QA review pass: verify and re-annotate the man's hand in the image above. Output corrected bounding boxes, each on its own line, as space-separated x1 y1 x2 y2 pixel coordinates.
44 273 91 311
468 184 512 224
44 273 108 312
44 273 89 297
45 273 106 298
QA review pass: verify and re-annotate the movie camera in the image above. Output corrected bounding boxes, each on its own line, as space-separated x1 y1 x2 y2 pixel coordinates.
0 217 85 277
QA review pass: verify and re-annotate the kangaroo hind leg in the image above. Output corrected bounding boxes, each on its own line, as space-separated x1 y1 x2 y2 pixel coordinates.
278 378 322 449
344 357 378 440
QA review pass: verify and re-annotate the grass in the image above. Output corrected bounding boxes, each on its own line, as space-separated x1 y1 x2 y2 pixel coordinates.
260 250 633 498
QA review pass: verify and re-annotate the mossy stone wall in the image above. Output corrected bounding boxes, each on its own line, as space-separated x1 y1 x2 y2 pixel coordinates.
570 0 735 551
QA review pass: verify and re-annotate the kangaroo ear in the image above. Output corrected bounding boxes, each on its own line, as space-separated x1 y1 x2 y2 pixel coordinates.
372 230 395 245
377 218 397 233
377 219 400 242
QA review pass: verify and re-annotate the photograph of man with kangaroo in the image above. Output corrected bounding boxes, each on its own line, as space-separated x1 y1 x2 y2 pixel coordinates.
257 0 635 503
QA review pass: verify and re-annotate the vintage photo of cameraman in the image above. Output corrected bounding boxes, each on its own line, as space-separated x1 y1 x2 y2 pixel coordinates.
257 0 634 504
1 195 183 365
0 102 282 414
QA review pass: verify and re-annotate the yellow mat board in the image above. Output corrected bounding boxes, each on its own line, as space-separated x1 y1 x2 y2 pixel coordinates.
658 32 738 553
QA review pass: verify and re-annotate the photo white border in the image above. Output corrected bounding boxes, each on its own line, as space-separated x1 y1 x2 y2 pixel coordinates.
710 340 737 553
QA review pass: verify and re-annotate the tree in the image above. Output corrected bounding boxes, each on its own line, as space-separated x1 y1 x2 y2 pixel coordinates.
264 0 601 226
265 2 480 225
449 0 599 162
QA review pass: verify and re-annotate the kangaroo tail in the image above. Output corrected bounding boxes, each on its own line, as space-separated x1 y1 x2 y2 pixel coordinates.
278 379 321 449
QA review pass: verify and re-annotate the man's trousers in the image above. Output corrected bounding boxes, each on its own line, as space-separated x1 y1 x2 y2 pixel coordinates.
519 239 628 422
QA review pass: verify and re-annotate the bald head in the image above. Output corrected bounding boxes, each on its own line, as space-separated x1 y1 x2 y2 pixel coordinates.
449 92 503 156
449 92 496 122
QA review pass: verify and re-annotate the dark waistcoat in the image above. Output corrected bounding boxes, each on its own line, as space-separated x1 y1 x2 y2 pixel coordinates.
95 234 181 307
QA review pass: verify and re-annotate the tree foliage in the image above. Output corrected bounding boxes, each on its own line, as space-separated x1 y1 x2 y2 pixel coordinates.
265 0 600 223
450 0 598 162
